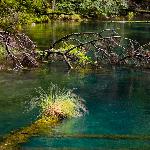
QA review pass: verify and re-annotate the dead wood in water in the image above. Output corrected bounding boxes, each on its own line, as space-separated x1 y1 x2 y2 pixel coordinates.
46 29 150 69
0 29 149 71
52 133 150 141
0 31 38 70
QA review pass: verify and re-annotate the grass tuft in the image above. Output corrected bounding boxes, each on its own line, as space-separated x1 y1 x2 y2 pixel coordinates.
34 84 88 119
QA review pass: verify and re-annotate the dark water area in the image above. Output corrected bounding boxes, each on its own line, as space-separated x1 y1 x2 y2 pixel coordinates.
0 22 150 149
24 21 150 50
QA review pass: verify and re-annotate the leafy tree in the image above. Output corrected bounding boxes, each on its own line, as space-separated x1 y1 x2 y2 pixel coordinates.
79 0 128 17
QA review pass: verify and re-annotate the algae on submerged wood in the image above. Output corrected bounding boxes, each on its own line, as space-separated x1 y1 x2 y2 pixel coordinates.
0 84 87 150
0 116 59 150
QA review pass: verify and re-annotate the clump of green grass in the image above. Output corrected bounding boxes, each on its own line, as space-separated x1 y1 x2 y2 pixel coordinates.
35 84 87 119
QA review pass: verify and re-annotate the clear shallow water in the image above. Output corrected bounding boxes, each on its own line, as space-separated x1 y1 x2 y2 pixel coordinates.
0 66 150 149
0 22 150 149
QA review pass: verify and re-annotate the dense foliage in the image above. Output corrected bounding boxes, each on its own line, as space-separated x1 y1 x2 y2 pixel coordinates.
0 0 49 30
0 0 149 70
56 0 128 17
0 0 149 28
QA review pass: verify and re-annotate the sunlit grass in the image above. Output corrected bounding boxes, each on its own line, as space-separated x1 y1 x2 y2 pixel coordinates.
36 84 88 119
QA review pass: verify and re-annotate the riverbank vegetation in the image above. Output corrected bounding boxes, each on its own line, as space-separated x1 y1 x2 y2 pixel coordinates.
1 0 150 24
0 0 150 70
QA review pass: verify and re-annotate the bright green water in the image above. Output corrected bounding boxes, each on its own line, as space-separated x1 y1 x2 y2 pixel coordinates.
0 22 150 149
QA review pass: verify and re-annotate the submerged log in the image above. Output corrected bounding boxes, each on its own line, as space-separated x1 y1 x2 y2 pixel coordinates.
53 133 150 141
0 85 87 150
0 116 60 150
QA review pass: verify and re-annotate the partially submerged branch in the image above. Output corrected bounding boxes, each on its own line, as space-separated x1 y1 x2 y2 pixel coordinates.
0 29 149 70
46 29 150 69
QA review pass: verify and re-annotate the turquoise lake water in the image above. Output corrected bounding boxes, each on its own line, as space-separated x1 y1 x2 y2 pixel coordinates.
0 22 150 149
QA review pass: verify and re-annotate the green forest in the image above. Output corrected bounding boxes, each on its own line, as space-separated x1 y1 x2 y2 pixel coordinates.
0 0 150 70
1 0 150 26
